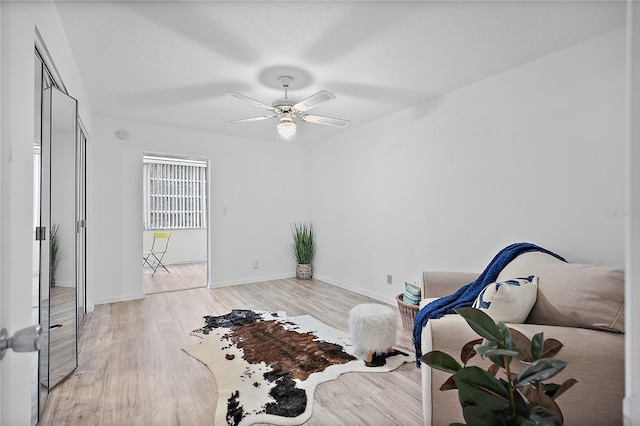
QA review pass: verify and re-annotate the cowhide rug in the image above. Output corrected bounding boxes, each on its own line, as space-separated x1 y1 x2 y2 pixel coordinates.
182 309 413 426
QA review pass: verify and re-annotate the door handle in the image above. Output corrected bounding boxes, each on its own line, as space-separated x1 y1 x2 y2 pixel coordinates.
0 325 43 360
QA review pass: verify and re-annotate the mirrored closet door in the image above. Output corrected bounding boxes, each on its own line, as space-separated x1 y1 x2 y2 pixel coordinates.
44 86 79 388
35 46 87 421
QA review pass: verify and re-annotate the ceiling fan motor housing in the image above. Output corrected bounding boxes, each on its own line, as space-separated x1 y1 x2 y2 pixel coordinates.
272 99 294 112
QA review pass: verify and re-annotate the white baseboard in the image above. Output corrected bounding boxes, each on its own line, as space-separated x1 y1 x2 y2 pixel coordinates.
93 292 145 306
209 273 295 288
313 274 397 306
209 274 397 307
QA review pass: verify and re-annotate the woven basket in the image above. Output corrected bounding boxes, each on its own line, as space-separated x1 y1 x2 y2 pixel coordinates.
396 293 419 331
296 263 313 280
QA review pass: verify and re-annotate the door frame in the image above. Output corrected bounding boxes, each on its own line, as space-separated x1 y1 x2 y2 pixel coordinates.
141 153 211 294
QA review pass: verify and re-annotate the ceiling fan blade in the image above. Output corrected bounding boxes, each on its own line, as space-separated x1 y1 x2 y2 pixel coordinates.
301 114 350 127
228 92 281 114
292 90 336 112
225 115 277 124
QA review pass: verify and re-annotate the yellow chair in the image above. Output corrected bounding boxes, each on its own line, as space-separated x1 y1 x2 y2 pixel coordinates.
143 232 171 276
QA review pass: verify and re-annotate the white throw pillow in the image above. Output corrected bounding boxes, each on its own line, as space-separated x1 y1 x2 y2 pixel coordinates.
472 276 538 323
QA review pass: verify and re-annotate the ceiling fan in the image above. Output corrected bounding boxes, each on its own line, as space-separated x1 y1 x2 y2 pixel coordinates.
225 76 350 139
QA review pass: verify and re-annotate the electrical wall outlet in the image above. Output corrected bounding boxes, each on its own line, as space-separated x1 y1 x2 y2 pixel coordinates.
387 275 393 285
253 260 259 269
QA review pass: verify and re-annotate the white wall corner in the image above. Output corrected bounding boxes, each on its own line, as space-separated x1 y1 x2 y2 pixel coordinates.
625 1 640 424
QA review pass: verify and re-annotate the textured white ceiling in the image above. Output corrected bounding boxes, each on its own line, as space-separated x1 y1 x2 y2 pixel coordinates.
55 1 626 143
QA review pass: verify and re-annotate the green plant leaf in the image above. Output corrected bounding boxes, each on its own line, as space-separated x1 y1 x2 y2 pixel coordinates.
509 328 533 362
49 223 64 273
453 366 510 412
498 322 511 344
512 389 530 418
548 378 577 400
462 405 507 426
489 355 516 370
474 346 519 359
461 338 483 365
289 222 315 264
522 387 563 423
531 333 544 360
440 374 458 391
508 416 537 425
456 307 502 343
490 356 507 370
540 383 560 396
514 359 567 387
458 390 475 409
527 404 563 425
473 340 517 368
541 339 563 359
471 341 506 368
421 350 462 374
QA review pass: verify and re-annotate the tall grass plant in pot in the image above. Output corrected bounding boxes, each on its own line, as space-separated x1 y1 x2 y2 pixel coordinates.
50 223 64 287
290 222 315 280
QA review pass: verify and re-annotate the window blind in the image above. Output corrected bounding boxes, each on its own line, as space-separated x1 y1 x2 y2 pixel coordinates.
143 156 207 230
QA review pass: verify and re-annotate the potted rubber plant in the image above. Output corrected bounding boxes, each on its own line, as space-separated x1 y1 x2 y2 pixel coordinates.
421 307 576 425
290 222 315 280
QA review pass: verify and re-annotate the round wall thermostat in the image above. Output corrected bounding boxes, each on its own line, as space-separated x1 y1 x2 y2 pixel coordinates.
115 129 129 140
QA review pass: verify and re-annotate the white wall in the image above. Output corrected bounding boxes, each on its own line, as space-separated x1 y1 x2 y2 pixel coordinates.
0 2 92 425
88 117 308 306
309 28 627 305
143 229 207 265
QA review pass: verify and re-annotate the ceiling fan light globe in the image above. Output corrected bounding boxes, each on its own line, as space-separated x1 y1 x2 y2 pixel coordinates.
277 121 297 138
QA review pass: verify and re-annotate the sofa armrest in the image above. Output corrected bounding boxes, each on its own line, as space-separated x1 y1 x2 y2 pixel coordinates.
422 315 624 425
421 314 483 425
422 271 478 299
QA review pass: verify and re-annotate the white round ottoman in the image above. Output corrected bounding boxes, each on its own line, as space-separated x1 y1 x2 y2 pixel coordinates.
348 303 398 366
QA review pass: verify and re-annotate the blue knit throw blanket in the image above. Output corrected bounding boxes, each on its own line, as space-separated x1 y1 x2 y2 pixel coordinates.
412 242 566 366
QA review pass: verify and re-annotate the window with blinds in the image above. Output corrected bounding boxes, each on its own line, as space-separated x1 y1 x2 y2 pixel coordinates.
143 156 207 230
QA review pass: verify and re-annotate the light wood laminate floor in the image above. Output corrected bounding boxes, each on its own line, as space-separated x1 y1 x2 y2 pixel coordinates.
143 262 207 295
49 286 77 388
40 278 423 425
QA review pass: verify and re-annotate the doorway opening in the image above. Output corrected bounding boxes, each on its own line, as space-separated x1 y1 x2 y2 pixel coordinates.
142 154 209 294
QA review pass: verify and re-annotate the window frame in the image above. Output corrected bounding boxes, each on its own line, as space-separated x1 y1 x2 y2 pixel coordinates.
143 155 208 230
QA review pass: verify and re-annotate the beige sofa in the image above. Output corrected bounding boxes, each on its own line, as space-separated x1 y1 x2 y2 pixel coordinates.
419 251 625 425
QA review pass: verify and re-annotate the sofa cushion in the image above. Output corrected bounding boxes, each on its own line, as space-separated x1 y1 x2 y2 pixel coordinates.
497 251 624 332
472 276 538 323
